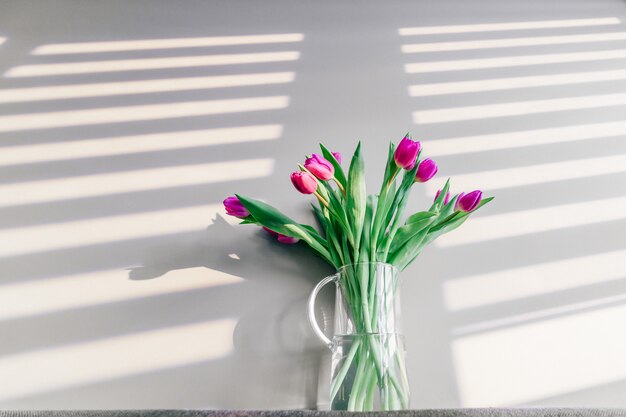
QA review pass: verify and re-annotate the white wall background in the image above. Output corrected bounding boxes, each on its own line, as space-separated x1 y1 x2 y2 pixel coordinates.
1 0 626 409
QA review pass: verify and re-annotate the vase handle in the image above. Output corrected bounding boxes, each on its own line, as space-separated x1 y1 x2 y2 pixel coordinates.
307 273 338 349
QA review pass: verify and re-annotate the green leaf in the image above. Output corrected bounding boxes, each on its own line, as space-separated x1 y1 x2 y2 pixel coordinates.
389 227 430 269
377 180 396 241
301 224 328 247
388 211 436 255
394 196 493 270
383 162 419 230
429 195 493 233
357 194 376 264
320 143 347 189
323 222 342 267
236 194 334 266
346 142 367 256
382 142 397 186
429 178 451 213
378 163 420 258
405 211 436 224
370 142 397 259
311 203 326 231
422 213 470 249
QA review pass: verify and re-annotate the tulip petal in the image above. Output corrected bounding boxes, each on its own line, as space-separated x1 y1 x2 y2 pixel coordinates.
320 143 347 188
277 234 299 244
291 171 318 194
394 135 421 170
415 158 438 183
223 195 250 218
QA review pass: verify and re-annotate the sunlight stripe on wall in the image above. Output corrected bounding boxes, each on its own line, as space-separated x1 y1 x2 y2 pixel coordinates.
0 96 289 132
0 125 282 166
435 196 626 247
0 158 274 208
399 17 620 35
0 203 243 257
426 121 626 156
425 154 626 193
0 37 6 46
453 302 626 406
32 33 304 55
444 249 626 311
0 319 237 402
0 267 243 321
0 72 295 104
413 92 626 124
409 68 626 96
404 49 626 73
402 31 626 53
4 51 300 77
454 294 626 337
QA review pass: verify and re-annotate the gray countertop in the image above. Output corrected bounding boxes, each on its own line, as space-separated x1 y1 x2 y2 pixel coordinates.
3 410 626 417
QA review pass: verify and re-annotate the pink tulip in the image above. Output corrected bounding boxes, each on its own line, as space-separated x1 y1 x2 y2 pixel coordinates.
291 171 318 194
223 196 249 218
332 151 342 164
415 159 438 183
304 154 335 180
394 135 420 170
263 226 299 244
434 189 450 205
456 190 482 212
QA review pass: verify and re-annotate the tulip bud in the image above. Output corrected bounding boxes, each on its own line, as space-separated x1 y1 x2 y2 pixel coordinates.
332 151 342 164
434 189 450 205
456 190 482 212
223 195 250 218
277 234 299 244
263 226 299 244
394 134 420 170
262 226 279 237
290 171 318 194
304 153 334 180
415 158 438 183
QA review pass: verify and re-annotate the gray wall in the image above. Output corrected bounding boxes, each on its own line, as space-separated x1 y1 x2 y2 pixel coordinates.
1 0 626 409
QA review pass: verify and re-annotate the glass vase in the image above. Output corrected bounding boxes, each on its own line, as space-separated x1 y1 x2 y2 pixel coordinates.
308 262 410 411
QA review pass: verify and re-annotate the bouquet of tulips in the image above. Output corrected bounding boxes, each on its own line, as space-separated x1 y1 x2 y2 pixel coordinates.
224 134 492 270
224 134 492 410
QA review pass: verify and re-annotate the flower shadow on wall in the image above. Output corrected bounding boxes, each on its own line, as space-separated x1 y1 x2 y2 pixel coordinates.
128 211 335 408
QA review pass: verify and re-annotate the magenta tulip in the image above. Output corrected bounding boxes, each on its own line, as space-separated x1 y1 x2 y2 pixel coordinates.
304 154 334 180
332 151 342 164
415 158 438 183
456 190 483 212
454 192 464 211
291 171 318 194
394 135 420 170
223 196 249 218
277 234 299 244
263 226 299 244
434 189 450 205
262 226 278 237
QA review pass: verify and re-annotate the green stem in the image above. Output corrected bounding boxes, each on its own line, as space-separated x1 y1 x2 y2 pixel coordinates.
347 345 367 411
355 356 376 410
329 338 361 404
363 364 377 410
